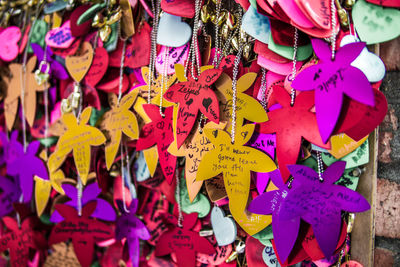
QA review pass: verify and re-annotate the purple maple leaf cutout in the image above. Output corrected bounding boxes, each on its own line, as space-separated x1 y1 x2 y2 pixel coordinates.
7 141 48 203
248 170 304 263
291 39 375 143
0 131 24 167
31 43 69 80
50 182 116 222
0 176 21 218
254 161 369 261
116 199 150 267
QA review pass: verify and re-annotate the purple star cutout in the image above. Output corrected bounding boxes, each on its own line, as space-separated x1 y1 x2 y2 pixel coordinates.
116 199 150 267
0 131 24 167
7 141 48 203
291 39 375 143
50 182 116 222
31 43 69 80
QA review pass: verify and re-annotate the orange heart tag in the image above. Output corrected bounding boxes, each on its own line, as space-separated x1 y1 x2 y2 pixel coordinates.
65 41 93 82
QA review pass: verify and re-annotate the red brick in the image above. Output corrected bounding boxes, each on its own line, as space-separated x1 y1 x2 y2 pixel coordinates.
374 247 394 267
378 132 393 163
375 179 400 238
380 37 400 71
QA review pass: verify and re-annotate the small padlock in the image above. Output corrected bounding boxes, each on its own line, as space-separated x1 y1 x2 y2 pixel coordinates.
34 61 50 85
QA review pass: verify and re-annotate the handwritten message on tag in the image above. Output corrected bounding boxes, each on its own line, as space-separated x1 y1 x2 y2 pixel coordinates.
44 243 80 267
156 44 189 75
215 72 268 132
66 42 94 82
45 20 75 48
100 91 139 170
197 124 276 235
52 107 106 184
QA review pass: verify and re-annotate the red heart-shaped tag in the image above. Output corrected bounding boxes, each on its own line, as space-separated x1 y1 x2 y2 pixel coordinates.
97 68 130 94
85 47 109 87
70 5 92 37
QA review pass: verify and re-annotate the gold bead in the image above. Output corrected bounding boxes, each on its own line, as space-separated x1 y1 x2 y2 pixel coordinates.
344 0 356 8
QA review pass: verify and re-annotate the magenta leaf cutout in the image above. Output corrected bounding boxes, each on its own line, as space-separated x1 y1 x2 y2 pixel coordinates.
291 39 375 142
116 199 150 267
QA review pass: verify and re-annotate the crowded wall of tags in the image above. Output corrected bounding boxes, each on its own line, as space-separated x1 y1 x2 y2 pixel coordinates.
0 0 397 266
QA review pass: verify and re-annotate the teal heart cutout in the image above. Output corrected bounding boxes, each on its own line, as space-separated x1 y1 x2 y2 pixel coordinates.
353 0 400 44
252 225 273 246
268 31 313 61
177 172 211 218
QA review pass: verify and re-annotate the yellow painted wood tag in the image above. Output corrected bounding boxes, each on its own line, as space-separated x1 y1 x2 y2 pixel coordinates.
100 91 139 170
197 124 276 235
52 107 106 184
328 133 368 159
215 72 268 132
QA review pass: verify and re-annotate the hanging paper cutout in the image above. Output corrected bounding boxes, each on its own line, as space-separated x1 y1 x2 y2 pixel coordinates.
50 181 116 222
215 72 268 132
4 56 49 130
258 85 330 182
155 213 215 267
45 20 75 48
0 216 47 267
168 121 226 202
116 199 150 266
0 27 21 62
51 107 106 184
84 46 109 87
49 202 114 267
135 66 177 108
0 177 21 218
136 104 176 184
197 124 276 235
164 66 222 148
291 39 375 143
65 42 94 83
44 243 81 267
7 141 49 203
100 91 139 170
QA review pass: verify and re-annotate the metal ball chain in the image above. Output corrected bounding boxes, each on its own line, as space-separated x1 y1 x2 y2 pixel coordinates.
147 0 161 104
260 68 268 111
290 27 299 107
316 151 324 182
330 0 337 60
230 43 244 144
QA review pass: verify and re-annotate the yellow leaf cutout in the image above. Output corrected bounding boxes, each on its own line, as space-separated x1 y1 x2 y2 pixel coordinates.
100 91 139 170
197 124 277 235
52 107 106 184
169 121 226 202
135 66 177 108
328 133 368 159
215 72 268 133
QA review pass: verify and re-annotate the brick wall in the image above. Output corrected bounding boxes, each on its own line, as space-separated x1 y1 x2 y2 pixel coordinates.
375 37 400 267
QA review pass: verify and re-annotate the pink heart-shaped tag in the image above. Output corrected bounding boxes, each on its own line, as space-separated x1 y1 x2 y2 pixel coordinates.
155 44 189 75
0 26 21 62
45 21 75 48
258 54 303 75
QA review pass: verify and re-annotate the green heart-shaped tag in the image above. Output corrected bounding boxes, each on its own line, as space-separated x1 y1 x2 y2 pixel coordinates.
322 139 369 169
252 225 273 246
177 172 211 218
353 0 400 44
28 20 48 53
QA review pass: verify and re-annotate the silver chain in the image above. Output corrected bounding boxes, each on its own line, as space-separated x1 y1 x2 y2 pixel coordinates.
120 142 130 213
159 46 169 117
330 0 337 60
184 0 202 80
316 151 324 182
77 176 83 216
290 27 299 106
117 39 127 106
147 0 161 104
260 68 268 110
212 0 222 67
175 168 183 227
230 43 244 144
